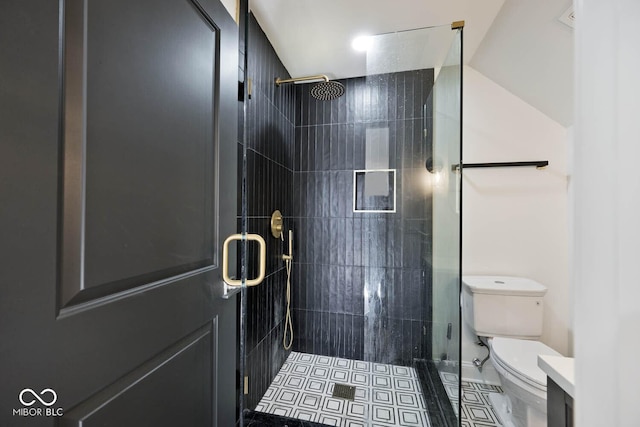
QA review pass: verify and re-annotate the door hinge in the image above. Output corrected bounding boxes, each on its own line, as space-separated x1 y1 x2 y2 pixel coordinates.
238 81 244 102
244 376 249 395
238 78 253 102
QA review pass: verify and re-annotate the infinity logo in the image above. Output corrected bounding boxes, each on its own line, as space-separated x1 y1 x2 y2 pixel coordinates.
18 389 57 407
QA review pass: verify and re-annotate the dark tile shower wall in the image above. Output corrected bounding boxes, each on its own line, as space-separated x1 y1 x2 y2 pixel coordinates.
239 14 295 409
291 70 435 366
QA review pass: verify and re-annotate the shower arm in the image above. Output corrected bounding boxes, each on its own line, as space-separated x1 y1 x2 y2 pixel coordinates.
275 75 329 86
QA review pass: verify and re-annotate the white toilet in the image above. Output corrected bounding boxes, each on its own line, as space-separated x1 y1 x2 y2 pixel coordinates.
462 276 561 427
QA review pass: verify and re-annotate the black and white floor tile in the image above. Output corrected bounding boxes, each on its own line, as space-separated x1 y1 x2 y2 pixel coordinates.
439 372 504 427
256 352 431 426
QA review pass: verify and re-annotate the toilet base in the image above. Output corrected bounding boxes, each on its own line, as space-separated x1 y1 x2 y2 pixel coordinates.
489 392 547 427
489 393 515 427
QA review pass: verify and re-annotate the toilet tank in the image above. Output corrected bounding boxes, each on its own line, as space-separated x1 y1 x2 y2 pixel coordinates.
462 276 547 339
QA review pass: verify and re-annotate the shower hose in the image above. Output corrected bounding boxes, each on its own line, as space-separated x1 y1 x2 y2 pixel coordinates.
283 256 294 350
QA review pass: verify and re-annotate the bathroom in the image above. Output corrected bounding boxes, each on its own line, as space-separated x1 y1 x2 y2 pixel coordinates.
1 0 638 426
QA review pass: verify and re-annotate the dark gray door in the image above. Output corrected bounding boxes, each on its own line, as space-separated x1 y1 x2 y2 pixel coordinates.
0 0 238 425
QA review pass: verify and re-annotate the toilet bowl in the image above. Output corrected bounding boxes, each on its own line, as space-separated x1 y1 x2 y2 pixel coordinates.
462 276 560 427
489 337 561 427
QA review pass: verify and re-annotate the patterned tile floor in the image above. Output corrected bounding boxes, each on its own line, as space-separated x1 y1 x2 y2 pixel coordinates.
255 352 506 427
440 372 504 427
256 352 430 426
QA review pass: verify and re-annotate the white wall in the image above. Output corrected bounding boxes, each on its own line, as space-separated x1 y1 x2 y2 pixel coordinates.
574 1 640 425
220 0 237 22
461 66 571 379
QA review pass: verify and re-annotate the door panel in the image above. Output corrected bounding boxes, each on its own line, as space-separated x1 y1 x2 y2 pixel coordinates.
60 323 216 427
61 0 220 309
0 0 238 425
81 0 216 292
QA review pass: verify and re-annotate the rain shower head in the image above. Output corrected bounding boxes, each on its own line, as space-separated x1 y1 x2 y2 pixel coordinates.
275 74 345 101
310 81 345 101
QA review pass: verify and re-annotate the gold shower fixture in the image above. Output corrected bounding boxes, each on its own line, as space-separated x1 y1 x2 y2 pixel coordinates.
274 74 329 86
270 210 283 238
274 74 345 101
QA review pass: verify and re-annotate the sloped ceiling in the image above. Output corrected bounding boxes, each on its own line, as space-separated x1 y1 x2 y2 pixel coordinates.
470 0 574 127
249 0 574 127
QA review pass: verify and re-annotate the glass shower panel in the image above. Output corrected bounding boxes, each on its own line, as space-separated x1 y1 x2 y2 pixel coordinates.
431 28 463 421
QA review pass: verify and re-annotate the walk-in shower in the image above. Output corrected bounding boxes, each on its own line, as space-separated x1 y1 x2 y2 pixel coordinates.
237 4 463 426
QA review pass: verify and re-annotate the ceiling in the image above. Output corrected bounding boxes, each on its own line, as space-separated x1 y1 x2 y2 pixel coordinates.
249 0 574 127
250 0 505 78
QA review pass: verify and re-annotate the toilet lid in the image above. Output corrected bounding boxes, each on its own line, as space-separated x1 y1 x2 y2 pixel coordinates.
491 337 561 388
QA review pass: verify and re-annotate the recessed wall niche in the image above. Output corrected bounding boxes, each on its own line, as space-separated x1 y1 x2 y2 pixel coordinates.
353 169 397 212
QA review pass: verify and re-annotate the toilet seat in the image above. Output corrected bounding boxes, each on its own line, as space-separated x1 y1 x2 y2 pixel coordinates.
491 337 561 392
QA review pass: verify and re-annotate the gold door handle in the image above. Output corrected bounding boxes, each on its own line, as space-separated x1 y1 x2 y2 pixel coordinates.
222 233 266 287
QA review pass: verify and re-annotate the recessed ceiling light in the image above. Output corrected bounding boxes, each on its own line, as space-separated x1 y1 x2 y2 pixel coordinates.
351 35 373 52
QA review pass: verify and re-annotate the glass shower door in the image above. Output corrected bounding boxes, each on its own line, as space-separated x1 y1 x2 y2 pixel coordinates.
431 27 463 423
365 23 463 425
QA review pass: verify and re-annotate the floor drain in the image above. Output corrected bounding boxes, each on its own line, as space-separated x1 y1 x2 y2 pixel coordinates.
332 383 356 400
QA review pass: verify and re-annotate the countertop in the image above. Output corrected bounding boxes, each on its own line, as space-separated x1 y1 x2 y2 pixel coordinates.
538 355 575 398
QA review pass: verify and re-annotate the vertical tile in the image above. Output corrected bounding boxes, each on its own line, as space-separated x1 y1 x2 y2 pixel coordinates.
336 312 345 358
345 218 354 267
361 218 370 267
321 124 331 172
322 95 332 125
343 314 354 359
353 266 365 315
329 264 339 314
405 71 416 120
335 218 346 266
315 93 324 125
409 117 424 169
343 266 354 315
297 309 307 353
402 319 414 365
294 123 303 172
294 262 305 310
353 315 364 361
304 260 313 310
352 217 362 267
307 172 317 219
344 123 354 170
395 71 405 120
353 122 365 170
329 312 338 356
337 81 348 124
306 126 315 172
313 263 322 315
337 171 348 219
320 311 330 356
302 85 311 127
321 262 330 313
352 78 362 123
